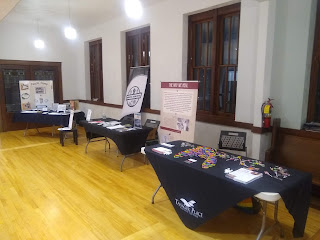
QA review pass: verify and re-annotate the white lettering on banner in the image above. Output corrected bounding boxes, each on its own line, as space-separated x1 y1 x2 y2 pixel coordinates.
175 198 203 218
169 83 189 88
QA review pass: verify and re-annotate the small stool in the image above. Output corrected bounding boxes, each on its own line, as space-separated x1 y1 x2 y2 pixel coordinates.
254 192 284 240
59 129 78 146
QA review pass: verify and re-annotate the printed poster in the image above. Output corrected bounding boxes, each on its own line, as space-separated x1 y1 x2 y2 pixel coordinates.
158 81 198 143
121 74 148 117
19 80 54 110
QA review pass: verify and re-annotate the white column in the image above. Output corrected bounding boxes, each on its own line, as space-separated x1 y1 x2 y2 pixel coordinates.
251 0 276 160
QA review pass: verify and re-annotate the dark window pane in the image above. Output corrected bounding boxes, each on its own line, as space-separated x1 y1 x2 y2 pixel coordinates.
222 17 230 65
132 36 139 67
315 65 320 121
198 68 205 110
201 22 208 66
3 69 25 112
195 24 201 67
146 34 150 65
205 68 211 111
208 21 213 66
219 67 226 111
193 68 198 80
226 67 235 113
230 15 239 64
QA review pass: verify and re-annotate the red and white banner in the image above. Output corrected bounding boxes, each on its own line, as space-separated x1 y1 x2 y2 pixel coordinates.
159 81 198 143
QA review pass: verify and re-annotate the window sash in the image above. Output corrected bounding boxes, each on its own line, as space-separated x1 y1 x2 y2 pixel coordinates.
89 39 103 102
188 4 240 118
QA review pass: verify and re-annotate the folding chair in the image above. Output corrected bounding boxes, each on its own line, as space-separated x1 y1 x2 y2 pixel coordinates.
144 119 160 146
218 130 247 156
58 111 78 146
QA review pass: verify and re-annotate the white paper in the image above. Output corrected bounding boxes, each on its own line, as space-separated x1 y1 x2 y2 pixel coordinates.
86 109 92 121
107 125 125 130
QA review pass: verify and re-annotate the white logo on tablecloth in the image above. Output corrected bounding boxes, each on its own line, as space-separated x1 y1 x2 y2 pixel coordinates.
175 198 203 218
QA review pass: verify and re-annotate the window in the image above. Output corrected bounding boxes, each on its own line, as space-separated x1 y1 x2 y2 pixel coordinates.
89 39 103 102
308 0 320 122
188 4 240 121
126 26 150 109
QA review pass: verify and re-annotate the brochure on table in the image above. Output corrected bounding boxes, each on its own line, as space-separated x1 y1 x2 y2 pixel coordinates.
225 168 263 184
158 81 198 143
19 80 54 111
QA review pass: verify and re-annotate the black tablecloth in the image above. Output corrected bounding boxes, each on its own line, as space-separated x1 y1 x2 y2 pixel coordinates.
145 141 312 238
13 112 85 126
81 119 152 155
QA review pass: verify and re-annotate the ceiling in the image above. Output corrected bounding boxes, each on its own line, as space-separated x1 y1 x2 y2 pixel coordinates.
2 0 165 29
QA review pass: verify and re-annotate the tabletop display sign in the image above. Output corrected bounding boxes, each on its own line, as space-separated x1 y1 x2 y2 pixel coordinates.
19 80 54 111
121 67 149 118
134 112 142 128
158 81 198 143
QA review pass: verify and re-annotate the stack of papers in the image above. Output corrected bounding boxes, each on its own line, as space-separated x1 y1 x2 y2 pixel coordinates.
152 147 172 155
225 168 263 184
108 121 121 126
107 125 125 130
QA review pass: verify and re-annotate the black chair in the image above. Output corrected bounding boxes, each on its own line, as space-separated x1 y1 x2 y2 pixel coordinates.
144 119 160 146
120 114 134 126
218 130 247 156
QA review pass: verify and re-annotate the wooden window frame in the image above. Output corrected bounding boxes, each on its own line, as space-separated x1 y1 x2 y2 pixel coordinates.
89 39 104 102
187 3 240 123
126 26 150 84
126 26 151 109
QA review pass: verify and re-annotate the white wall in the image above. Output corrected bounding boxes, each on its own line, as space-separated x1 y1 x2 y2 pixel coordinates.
0 21 80 100
76 0 269 157
270 0 317 129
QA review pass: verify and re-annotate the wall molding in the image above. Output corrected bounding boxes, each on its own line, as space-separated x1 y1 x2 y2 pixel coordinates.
65 99 276 134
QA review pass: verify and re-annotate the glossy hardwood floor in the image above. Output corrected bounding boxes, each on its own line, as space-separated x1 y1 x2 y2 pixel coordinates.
0 127 319 240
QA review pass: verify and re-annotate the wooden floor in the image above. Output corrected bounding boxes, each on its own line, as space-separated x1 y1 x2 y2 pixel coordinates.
0 127 319 240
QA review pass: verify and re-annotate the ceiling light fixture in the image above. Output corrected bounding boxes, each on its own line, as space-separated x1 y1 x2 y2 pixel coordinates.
34 20 45 49
125 0 143 20
64 0 77 40
34 39 45 49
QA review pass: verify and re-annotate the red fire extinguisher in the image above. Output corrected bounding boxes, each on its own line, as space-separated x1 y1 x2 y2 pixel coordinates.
261 98 273 128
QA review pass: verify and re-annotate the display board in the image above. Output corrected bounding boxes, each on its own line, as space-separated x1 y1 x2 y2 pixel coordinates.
19 80 54 110
121 67 149 117
158 81 198 143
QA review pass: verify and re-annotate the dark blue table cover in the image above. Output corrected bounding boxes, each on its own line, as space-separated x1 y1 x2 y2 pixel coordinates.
13 111 85 126
145 140 312 238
